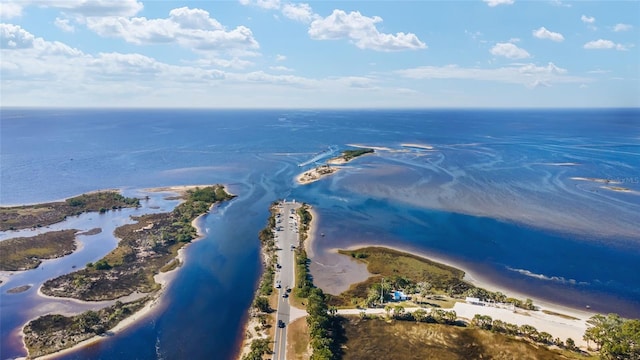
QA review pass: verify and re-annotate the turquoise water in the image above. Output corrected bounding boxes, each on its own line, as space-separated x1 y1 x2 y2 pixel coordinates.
1 108 638 359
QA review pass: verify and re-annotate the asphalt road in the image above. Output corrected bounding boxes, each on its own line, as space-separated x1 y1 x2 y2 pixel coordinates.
272 200 301 360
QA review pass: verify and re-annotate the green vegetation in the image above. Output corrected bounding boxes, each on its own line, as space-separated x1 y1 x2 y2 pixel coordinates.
469 313 578 350
338 316 590 360
21 185 234 359
0 230 78 270
0 191 140 231
242 201 281 358
40 185 234 301
159 258 181 273
293 205 313 299
583 313 640 359
257 203 278 296
23 297 148 358
341 148 374 161
242 338 272 360
335 247 537 311
253 296 271 313
332 247 471 307
306 288 339 360
290 204 340 360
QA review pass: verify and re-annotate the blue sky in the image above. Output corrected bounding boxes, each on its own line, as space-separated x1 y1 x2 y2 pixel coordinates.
1 0 638 108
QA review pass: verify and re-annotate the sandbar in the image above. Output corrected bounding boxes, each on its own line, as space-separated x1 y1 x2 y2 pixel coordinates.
570 177 621 184
401 143 435 150
346 143 392 151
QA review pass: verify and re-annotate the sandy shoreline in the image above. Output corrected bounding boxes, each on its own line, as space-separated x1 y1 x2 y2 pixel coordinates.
303 206 320 259
295 165 339 185
311 233 596 348
17 186 223 359
336 242 594 315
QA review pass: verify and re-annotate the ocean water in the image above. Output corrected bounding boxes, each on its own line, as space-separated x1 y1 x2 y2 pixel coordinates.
1 108 639 359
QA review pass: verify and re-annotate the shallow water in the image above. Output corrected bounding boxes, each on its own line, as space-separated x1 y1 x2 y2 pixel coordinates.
1 108 638 359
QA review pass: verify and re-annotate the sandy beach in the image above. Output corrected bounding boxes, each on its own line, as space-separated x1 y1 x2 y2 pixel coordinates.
312 239 595 349
295 165 338 185
303 206 319 258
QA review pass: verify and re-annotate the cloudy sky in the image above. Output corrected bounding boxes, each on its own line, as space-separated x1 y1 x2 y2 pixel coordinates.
1 0 638 108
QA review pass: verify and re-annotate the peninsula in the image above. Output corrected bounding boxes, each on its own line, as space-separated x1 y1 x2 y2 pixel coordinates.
6 186 234 358
281 211 639 360
296 147 374 185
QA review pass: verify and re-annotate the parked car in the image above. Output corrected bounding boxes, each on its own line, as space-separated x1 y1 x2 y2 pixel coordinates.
278 320 285 328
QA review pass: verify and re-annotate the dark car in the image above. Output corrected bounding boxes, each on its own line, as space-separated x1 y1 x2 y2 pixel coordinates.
278 320 285 328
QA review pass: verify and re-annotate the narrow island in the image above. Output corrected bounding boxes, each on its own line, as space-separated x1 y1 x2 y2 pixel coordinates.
296 147 374 185
237 202 280 359
0 230 79 271
4 186 235 359
0 191 141 231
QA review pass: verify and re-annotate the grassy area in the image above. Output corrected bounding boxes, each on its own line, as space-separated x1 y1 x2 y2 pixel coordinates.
40 185 234 301
341 148 374 161
339 316 592 360
287 317 311 360
23 297 148 358
159 258 181 273
0 230 78 271
0 191 140 231
329 247 472 307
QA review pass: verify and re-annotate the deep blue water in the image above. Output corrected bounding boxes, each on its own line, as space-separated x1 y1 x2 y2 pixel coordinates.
1 108 639 359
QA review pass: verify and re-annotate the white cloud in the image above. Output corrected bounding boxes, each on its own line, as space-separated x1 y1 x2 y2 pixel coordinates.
583 39 628 51
40 0 144 17
269 65 293 72
532 27 564 42
239 0 281 10
581 15 595 24
550 0 571 7
308 10 426 51
281 3 317 23
0 2 23 19
395 62 585 88
84 7 259 55
613 23 632 32
483 0 514 7
1 23 35 48
275 54 286 61
490 42 530 59
54 17 75 32
193 58 254 69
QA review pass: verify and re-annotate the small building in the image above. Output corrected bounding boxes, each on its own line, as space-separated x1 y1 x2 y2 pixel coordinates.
465 297 484 305
393 291 408 301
